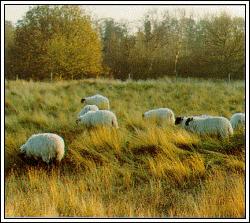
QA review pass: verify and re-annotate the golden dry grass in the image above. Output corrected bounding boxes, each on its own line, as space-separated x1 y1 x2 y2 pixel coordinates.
5 77 245 218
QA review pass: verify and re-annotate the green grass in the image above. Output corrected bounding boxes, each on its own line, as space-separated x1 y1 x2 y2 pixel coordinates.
5 77 245 217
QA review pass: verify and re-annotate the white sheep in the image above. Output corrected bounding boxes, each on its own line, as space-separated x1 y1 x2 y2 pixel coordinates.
230 113 245 130
77 105 99 118
76 110 118 128
81 94 110 110
143 108 175 126
19 133 65 164
175 116 233 138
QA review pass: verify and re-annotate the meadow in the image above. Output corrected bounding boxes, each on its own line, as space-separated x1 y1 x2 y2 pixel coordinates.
5 77 245 218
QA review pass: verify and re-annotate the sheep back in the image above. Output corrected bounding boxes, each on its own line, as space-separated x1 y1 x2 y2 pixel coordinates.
143 108 175 125
78 105 99 118
81 94 110 110
77 110 118 128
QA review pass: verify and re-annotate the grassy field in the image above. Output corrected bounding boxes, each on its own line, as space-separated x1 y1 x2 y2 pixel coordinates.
5 77 245 218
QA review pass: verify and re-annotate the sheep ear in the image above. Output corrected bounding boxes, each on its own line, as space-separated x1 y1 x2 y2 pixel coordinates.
185 117 193 126
81 98 85 103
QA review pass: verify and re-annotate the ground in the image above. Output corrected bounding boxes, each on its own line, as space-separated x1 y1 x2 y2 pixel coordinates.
5 77 245 217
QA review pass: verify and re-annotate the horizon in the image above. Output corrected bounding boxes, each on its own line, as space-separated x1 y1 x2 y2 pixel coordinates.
5 4 245 26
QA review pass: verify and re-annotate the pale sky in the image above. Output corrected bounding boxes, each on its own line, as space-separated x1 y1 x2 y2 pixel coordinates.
5 4 245 26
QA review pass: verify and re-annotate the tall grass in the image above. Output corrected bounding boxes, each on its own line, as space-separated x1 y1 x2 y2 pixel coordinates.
5 77 245 217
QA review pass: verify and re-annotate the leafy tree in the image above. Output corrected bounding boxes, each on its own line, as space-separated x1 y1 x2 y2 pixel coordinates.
5 21 15 78
12 5 102 80
9 7 244 80
202 12 245 79
100 18 132 79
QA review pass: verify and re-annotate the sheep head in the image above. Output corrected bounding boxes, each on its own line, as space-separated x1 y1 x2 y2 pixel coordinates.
175 117 184 125
18 145 27 159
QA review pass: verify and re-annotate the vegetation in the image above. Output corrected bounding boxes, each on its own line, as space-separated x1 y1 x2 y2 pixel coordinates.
5 6 245 80
5 20 15 78
6 6 102 80
100 10 245 80
5 78 245 217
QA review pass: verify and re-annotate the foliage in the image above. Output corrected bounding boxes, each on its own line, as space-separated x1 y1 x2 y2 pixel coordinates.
7 5 102 80
99 10 245 80
5 8 245 80
5 21 15 78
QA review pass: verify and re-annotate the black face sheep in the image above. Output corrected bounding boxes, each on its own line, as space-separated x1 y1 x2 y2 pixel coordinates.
175 116 233 139
19 133 65 164
81 94 110 110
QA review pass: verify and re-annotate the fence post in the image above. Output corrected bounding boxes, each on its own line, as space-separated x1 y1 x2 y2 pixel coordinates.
228 73 231 83
50 72 53 81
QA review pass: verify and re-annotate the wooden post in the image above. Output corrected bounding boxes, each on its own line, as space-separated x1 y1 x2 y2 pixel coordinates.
50 72 53 81
174 51 179 81
228 73 231 83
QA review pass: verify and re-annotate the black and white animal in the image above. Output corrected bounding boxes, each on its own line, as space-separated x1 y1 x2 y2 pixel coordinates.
175 116 233 138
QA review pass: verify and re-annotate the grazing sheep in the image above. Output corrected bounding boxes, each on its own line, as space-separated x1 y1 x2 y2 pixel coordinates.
175 116 233 138
81 94 110 110
230 113 245 130
175 115 213 127
76 110 118 128
143 108 175 126
77 105 99 118
19 133 65 164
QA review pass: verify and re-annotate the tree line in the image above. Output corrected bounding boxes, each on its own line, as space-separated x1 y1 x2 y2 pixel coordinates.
5 5 245 80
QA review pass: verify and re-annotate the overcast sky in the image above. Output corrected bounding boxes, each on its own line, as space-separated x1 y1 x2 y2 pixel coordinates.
5 4 245 25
